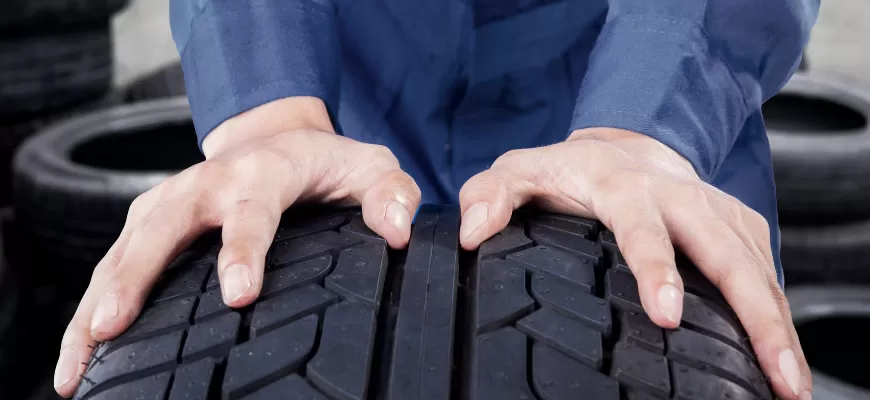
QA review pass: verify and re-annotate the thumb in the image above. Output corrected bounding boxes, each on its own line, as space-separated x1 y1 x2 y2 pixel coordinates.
458 168 533 250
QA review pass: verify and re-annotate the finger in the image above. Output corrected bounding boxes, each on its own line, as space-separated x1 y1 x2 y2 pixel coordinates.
217 198 282 307
55 228 134 397
89 197 214 341
458 167 535 250
608 204 683 328
351 167 422 249
666 207 807 399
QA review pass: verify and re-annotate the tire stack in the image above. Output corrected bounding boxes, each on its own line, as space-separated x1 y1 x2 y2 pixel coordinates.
0 0 129 205
764 71 870 399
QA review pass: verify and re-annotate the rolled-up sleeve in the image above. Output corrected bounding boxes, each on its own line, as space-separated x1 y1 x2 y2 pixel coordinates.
170 0 340 149
569 0 819 180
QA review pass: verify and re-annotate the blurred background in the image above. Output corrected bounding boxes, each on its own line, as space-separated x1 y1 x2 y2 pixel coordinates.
1 0 869 399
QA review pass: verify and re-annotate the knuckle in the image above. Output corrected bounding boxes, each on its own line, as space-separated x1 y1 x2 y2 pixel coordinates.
368 144 398 164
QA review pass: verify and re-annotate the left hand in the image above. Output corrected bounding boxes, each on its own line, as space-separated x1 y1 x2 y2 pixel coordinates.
458 128 811 400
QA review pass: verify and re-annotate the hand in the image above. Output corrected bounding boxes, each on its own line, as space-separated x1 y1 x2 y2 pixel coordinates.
53 97 421 397
458 128 811 400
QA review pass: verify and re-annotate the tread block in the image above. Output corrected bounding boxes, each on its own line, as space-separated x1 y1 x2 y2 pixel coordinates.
472 328 535 400
530 215 593 238
241 375 328 400
539 214 598 233
77 331 183 398
223 315 319 399
532 343 619 400
116 295 195 347
681 292 752 357
475 260 534 333
151 262 211 303
206 268 219 290
270 231 362 267
620 312 665 354
677 263 729 308
667 328 769 398
168 357 217 400
262 255 333 295
325 243 388 307
605 269 642 312
599 230 617 248
195 288 229 322
89 371 172 400
531 274 611 335
517 308 603 369
626 391 664 400
340 216 386 243
507 246 595 291
389 205 458 400
672 361 760 400
251 285 337 338
528 226 603 266
478 223 532 257
182 312 241 362
274 215 347 243
612 251 632 274
308 302 377 400
611 342 671 398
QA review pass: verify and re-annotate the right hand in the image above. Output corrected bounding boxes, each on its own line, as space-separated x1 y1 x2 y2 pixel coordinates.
53 97 422 397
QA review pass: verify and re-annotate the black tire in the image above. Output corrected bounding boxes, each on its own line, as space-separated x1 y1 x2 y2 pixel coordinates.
76 206 772 400
13 97 203 298
787 286 870 400
780 218 870 286
123 63 187 102
764 73 870 219
0 0 128 30
0 25 113 117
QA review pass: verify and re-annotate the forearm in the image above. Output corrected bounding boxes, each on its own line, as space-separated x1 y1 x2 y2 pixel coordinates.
170 0 341 151
570 0 819 180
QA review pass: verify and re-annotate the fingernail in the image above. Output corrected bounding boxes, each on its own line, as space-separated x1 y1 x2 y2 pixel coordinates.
54 347 79 388
460 203 489 241
799 390 812 400
90 293 119 333
385 201 411 238
657 284 682 323
222 264 252 304
779 348 802 395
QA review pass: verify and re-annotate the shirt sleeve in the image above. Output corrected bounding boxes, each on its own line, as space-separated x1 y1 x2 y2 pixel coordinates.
569 0 819 181
169 0 341 150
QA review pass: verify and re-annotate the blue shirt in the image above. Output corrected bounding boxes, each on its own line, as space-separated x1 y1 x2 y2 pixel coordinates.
169 0 819 286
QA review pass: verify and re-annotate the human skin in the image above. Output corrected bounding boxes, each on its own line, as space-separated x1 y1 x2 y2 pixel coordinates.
54 97 811 400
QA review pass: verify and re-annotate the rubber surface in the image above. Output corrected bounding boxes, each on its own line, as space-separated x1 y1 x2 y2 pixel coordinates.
0 0 128 30
765 73 870 219
787 287 870 400
13 97 203 299
76 206 771 400
0 26 113 116
781 218 870 285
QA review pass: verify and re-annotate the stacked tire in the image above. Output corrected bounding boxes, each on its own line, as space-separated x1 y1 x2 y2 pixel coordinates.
12 97 203 300
0 0 129 204
764 72 870 399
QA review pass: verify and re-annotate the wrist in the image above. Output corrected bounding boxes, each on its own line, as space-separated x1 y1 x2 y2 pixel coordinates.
568 127 697 178
203 96 335 158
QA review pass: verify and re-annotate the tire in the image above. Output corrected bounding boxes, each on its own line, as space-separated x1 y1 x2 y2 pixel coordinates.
0 25 113 117
780 218 870 285
765 73 870 219
787 286 870 400
0 0 128 30
76 206 772 400
123 63 187 102
13 97 203 298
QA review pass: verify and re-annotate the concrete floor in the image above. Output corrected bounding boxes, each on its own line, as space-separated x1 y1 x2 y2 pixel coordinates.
113 0 870 87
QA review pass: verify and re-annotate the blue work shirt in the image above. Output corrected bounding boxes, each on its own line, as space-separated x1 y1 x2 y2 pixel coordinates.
170 0 819 286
